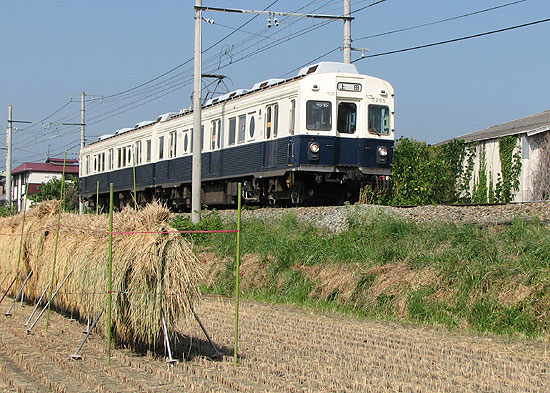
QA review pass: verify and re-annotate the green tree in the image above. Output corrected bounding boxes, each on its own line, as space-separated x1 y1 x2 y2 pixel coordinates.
29 175 79 212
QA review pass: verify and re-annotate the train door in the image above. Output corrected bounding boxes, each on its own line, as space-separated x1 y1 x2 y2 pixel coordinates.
263 103 279 168
335 100 359 166
287 98 296 165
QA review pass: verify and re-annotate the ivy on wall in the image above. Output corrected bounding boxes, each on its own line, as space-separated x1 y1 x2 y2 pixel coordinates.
375 135 523 206
495 135 522 202
472 144 488 203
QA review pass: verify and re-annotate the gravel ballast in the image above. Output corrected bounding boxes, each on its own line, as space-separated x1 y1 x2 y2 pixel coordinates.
216 202 550 232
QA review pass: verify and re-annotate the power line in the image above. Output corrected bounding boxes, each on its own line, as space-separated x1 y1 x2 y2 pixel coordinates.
353 16 550 62
102 0 280 102
354 0 528 42
282 0 531 75
81 4 339 128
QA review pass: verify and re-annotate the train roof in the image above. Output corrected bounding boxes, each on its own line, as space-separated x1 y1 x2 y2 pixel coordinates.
297 62 358 76
85 62 369 147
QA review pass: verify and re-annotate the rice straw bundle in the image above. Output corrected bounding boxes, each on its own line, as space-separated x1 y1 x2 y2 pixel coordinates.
0 201 203 348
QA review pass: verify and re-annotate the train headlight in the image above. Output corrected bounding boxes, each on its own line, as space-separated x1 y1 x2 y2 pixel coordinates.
309 142 320 153
378 146 388 157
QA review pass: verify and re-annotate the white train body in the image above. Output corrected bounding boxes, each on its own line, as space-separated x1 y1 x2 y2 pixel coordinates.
80 62 395 208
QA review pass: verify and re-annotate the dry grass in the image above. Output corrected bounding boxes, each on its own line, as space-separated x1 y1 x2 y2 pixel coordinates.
0 201 203 348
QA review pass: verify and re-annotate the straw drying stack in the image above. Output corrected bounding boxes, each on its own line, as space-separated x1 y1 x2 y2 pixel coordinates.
0 201 203 348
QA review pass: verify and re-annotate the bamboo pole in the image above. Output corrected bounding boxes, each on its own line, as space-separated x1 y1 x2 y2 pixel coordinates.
46 152 67 331
107 183 114 366
234 182 242 366
96 180 100 214
132 151 137 209
14 182 29 305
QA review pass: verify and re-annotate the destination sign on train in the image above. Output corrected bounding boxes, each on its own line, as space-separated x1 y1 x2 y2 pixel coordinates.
337 82 362 92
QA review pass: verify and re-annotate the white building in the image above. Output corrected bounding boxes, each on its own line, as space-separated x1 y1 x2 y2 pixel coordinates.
439 110 550 202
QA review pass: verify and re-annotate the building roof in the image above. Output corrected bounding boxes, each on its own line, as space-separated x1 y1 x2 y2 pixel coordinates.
12 159 79 176
45 157 77 164
438 110 550 145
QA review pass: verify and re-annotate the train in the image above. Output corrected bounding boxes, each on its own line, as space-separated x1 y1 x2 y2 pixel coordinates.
79 62 395 210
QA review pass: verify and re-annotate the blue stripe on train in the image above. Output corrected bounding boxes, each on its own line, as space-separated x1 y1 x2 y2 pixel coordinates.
80 136 393 195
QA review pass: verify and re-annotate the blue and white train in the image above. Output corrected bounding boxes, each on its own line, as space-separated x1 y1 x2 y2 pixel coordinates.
79 62 394 209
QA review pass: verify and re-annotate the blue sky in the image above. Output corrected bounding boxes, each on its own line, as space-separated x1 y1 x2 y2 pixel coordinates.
2 0 549 169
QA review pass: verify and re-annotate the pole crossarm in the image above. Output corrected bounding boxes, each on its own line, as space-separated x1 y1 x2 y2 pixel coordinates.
195 6 354 21
7 120 33 124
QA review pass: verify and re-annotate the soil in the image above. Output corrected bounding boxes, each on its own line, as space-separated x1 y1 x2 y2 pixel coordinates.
0 295 548 392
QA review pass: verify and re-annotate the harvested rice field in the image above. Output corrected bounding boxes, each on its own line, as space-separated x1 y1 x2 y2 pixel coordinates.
0 294 548 392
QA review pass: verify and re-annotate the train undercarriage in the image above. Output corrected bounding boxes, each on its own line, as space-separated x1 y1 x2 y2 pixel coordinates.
91 170 389 212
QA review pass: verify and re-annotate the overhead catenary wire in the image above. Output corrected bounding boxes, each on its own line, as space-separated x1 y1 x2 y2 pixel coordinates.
281 0 529 77
352 16 550 62
354 0 528 42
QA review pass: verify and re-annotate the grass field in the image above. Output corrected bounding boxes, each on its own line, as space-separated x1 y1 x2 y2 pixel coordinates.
173 208 550 338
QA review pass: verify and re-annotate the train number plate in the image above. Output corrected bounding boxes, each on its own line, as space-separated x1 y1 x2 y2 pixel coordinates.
337 82 362 92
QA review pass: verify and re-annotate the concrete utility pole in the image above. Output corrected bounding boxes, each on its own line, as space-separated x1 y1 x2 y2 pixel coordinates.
79 92 85 215
343 0 352 63
192 0 203 224
6 105 12 208
80 91 85 149
193 4 351 222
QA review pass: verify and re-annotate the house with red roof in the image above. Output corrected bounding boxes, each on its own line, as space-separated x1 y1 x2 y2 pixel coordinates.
9 158 79 211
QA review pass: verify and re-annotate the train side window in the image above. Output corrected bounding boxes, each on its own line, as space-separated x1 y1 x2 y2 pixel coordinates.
100 153 105 172
158 136 164 160
306 101 332 131
122 147 127 167
127 145 132 166
93 155 98 173
289 99 296 135
238 115 246 144
85 155 90 175
108 149 113 170
249 113 255 140
117 148 122 168
337 102 357 134
146 140 151 162
169 131 177 158
201 125 205 151
368 105 390 135
273 104 279 137
265 106 272 139
135 141 142 164
211 120 217 150
183 132 189 153
228 117 236 146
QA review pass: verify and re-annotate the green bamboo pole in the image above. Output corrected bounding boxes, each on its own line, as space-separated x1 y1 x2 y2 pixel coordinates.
132 151 137 209
234 182 242 366
107 183 114 366
46 152 67 331
96 180 100 214
14 182 29 307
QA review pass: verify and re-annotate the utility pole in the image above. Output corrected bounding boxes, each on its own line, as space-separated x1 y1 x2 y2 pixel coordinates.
79 92 85 215
6 105 12 209
193 4 351 222
192 0 202 224
80 92 85 150
343 0 352 63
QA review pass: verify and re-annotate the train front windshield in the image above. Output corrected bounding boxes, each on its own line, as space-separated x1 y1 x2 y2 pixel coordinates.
368 105 390 135
306 101 332 131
